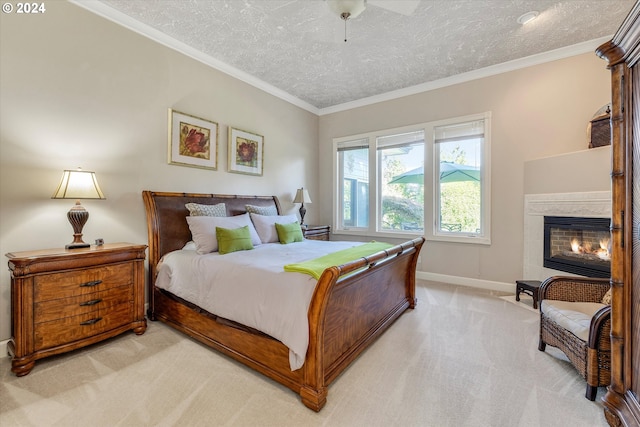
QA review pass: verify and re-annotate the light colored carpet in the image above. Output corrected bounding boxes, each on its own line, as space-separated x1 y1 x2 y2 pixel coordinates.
0 281 608 426
499 294 539 313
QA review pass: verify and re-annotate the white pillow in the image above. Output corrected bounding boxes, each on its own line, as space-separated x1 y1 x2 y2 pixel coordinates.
182 241 197 251
187 213 261 254
250 213 298 243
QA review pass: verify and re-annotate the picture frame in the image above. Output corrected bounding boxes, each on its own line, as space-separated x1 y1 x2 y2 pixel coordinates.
168 109 218 170
228 127 264 176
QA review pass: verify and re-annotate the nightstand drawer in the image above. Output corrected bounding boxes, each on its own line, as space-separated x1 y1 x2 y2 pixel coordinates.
34 262 133 301
304 225 330 241
34 301 133 350
35 285 133 323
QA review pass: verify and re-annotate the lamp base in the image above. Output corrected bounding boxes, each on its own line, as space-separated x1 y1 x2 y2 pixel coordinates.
66 242 90 249
299 204 307 227
66 203 90 250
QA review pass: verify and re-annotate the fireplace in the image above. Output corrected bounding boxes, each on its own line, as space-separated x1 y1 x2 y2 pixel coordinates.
543 216 611 278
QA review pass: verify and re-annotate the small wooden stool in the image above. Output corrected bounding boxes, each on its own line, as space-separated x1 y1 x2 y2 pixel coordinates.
515 280 542 309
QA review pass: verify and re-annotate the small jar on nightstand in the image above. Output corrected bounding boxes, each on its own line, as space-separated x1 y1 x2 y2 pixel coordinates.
303 225 331 241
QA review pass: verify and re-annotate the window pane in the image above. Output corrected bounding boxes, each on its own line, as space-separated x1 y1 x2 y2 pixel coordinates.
435 121 483 235
343 179 354 225
378 131 424 232
338 145 368 228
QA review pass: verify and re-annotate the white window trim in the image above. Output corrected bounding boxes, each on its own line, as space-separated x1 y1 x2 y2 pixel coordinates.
427 112 492 245
333 133 371 233
333 124 427 239
332 112 491 245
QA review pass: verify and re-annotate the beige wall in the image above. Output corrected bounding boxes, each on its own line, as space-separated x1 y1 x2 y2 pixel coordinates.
0 2 319 341
0 1 613 343
319 52 611 285
524 146 611 194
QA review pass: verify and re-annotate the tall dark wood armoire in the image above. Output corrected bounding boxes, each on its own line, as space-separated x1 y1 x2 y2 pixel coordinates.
596 2 640 426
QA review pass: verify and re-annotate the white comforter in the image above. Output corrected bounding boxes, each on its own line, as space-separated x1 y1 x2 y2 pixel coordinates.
156 240 364 370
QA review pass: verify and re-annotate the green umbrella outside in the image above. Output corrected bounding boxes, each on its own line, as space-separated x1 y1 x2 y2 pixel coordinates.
388 162 480 184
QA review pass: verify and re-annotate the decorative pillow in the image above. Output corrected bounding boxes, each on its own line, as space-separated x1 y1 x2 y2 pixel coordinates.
275 221 304 244
216 226 254 254
245 204 278 216
185 202 226 217
601 288 612 305
250 213 298 243
186 213 261 254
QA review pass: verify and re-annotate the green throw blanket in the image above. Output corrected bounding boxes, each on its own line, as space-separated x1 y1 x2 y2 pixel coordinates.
284 241 394 279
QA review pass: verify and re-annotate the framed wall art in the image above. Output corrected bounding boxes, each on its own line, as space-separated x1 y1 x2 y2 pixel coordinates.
228 127 264 176
168 109 218 170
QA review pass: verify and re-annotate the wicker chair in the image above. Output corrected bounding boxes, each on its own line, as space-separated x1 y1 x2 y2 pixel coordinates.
538 276 611 400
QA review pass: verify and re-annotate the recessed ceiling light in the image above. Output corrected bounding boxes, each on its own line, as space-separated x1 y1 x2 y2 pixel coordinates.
517 11 539 25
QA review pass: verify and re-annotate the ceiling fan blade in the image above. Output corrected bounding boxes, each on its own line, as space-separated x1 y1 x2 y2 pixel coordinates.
368 0 420 16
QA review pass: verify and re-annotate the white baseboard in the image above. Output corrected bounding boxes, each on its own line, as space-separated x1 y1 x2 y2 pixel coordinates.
416 271 514 293
1 339 9 359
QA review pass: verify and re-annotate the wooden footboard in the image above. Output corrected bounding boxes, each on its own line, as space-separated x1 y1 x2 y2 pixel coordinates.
142 190 424 411
302 238 423 410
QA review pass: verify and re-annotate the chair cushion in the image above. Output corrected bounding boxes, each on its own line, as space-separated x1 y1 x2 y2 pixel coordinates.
541 300 607 342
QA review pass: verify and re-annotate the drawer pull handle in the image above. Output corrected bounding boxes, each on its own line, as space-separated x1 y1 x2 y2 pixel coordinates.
80 317 102 326
79 280 102 288
79 299 102 307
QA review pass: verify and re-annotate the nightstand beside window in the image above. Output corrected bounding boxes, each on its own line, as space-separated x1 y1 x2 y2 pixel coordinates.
303 225 330 241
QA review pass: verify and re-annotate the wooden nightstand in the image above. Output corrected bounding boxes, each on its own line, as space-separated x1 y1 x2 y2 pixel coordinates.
303 225 330 241
5 242 147 376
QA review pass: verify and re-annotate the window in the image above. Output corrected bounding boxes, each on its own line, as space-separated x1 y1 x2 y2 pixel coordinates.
333 112 491 245
433 117 490 243
337 139 369 229
378 131 424 232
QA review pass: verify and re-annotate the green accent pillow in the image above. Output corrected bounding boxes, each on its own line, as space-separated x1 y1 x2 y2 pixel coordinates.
216 225 254 254
275 221 304 244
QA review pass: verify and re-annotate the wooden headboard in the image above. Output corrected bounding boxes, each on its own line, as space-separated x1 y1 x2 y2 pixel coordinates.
142 191 282 281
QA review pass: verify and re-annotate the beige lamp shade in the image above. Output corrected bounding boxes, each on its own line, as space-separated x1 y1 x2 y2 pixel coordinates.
52 169 106 200
293 188 312 204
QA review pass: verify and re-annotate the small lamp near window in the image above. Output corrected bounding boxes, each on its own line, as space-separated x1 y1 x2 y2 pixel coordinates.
293 187 312 227
52 168 106 249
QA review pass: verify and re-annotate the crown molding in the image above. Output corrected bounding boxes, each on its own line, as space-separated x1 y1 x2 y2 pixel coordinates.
69 1 610 118
319 36 612 115
69 0 320 115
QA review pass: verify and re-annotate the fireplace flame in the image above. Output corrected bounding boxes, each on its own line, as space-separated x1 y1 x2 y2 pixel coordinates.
597 237 611 260
570 237 610 260
571 238 582 253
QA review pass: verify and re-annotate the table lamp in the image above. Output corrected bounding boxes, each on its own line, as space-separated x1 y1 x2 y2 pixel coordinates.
293 187 312 226
52 168 106 249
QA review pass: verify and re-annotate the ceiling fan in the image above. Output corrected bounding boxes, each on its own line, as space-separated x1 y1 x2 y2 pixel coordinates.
327 0 421 18
327 0 420 41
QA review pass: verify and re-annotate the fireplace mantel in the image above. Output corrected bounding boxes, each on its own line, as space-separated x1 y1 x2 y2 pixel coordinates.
523 191 611 280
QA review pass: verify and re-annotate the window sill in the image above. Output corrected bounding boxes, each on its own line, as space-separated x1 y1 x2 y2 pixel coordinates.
429 234 491 245
333 229 424 240
333 229 490 245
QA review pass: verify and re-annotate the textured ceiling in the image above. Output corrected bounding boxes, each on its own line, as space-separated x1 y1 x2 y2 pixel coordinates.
96 0 633 110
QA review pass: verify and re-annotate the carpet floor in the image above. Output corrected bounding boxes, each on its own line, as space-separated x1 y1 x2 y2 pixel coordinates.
0 280 608 426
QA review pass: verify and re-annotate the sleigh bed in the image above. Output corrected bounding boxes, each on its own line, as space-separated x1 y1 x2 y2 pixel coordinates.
142 191 424 411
